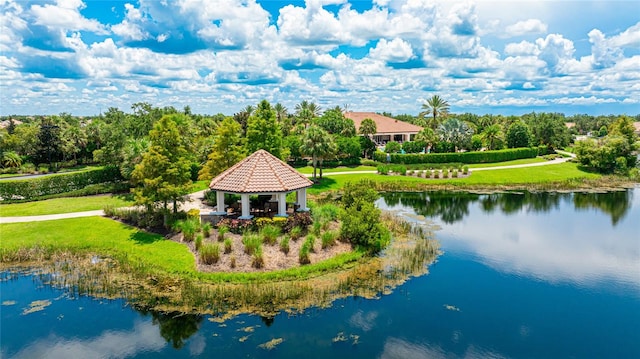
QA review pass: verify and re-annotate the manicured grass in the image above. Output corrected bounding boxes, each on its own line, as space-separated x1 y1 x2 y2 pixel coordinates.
189 180 210 192
309 162 601 193
1 217 195 274
0 195 134 217
295 165 376 174
466 157 547 168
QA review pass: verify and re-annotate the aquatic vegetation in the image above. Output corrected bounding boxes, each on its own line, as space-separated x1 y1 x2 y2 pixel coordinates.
22 300 51 315
258 338 284 350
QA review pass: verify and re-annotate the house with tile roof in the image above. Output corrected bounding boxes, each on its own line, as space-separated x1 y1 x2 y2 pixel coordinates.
344 112 423 144
209 149 313 219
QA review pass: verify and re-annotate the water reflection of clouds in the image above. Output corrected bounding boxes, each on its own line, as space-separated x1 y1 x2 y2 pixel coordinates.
12 320 166 359
348 310 378 332
380 337 507 359
444 205 640 291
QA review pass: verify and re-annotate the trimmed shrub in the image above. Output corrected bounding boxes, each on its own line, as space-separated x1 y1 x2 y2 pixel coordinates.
374 147 538 165
377 165 389 175
452 169 459 178
0 166 123 202
186 208 200 220
200 243 220 264
284 212 312 233
217 218 254 234
463 166 469 174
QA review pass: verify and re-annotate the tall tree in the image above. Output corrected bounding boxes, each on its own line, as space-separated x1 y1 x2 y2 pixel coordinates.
246 100 284 159
506 121 532 148
421 95 450 130
315 107 356 136
359 118 377 139
199 118 247 179
131 115 192 214
300 125 336 181
35 118 63 169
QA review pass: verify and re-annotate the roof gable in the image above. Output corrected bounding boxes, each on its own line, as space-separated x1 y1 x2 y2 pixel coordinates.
344 112 423 134
209 150 313 193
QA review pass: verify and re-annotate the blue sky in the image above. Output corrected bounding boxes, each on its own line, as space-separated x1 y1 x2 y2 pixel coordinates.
1 0 639 116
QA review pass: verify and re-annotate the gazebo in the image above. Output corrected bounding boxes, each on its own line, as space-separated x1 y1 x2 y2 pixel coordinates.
208 149 313 219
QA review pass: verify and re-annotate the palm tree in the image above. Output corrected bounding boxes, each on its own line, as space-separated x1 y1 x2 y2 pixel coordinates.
437 118 473 152
1 151 22 168
300 125 336 181
421 95 450 130
273 103 288 122
295 100 321 128
481 124 504 150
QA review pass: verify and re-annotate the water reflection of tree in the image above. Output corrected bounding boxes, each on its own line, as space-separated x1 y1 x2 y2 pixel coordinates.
573 191 632 226
383 190 631 226
138 309 203 349
381 192 479 224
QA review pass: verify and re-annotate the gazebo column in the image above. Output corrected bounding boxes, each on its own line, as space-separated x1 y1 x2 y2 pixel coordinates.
239 193 253 219
214 191 226 215
296 188 309 212
276 192 288 217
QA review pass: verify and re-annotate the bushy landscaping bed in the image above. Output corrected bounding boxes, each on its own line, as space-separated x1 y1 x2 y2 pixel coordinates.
374 147 538 164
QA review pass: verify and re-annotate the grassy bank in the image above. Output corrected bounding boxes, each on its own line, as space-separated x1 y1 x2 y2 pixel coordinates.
0 216 364 282
0 195 134 217
1 214 439 318
308 162 611 194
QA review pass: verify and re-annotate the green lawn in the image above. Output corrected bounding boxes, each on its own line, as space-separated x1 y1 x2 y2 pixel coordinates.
1 217 195 274
0 195 133 217
189 180 210 192
295 165 376 174
466 157 547 168
309 162 601 193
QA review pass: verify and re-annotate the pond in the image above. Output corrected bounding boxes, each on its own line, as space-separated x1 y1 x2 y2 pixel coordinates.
2 189 639 358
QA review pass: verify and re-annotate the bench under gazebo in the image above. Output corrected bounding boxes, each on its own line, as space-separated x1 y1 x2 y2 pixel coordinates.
208 149 313 220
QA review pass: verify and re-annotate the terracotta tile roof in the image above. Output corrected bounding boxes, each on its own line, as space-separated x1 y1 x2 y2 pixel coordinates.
344 112 423 134
209 150 313 193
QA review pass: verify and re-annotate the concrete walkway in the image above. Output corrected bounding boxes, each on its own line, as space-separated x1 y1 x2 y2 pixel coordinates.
1 153 577 224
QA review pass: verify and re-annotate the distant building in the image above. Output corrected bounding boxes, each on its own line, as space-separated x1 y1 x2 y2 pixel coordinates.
344 112 423 144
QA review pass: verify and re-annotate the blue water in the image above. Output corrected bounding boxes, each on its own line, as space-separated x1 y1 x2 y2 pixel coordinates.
2 189 639 358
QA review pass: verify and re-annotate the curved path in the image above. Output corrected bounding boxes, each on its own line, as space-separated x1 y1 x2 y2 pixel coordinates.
1 153 576 224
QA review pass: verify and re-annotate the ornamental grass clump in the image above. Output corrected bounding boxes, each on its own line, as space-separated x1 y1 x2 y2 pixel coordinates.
217 225 229 242
224 238 233 254
195 234 203 251
261 224 280 245
200 243 220 265
305 235 316 253
452 169 459 178
175 218 199 242
463 166 469 175
242 234 262 255
252 246 265 269
290 226 303 241
299 241 311 265
280 236 290 255
321 231 337 249
202 222 212 238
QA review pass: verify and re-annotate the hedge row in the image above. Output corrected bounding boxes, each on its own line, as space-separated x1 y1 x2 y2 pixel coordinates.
0 166 123 201
374 147 538 164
